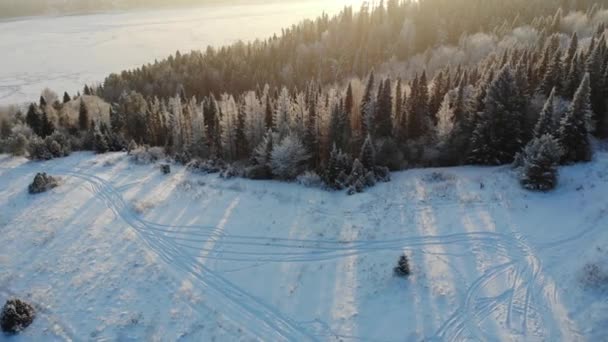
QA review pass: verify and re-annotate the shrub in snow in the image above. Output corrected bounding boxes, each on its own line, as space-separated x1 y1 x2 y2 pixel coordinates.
270 134 309 180
127 140 138 154
27 132 71 160
373 166 391 183
187 159 225 174
245 165 272 180
517 134 563 191
6 133 28 156
220 164 242 179
28 172 59 194
296 171 323 188
0 299 36 334
394 254 411 277
580 262 608 291
423 172 455 183
160 164 171 174
130 146 165 165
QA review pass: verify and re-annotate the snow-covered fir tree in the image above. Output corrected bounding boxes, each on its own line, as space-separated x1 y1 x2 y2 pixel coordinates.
518 134 563 191
557 73 594 164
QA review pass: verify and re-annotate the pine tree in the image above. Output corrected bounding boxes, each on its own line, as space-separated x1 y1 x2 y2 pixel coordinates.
270 133 309 180
79 100 89 131
518 134 563 191
375 78 393 138
408 72 431 140
40 111 55 138
564 52 584 99
394 254 411 277
557 73 593 164
359 134 376 170
346 158 366 194
533 88 556 139
274 87 293 139
25 103 41 136
253 129 275 168
63 91 71 103
83 85 91 96
325 144 351 189
360 71 376 137
468 66 524 165
537 49 562 97
236 102 248 159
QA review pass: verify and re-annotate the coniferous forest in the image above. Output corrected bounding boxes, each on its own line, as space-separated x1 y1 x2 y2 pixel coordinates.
2 0 608 193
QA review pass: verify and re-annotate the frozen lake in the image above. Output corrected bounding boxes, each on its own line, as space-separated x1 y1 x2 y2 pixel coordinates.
0 0 364 105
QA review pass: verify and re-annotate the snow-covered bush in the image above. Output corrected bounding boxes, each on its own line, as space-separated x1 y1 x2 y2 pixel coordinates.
130 146 165 165
5 133 28 156
0 299 36 334
518 134 563 191
27 132 71 160
28 172 59 194
394 254 411 277
580 262 608 291
187 159 225 174
297 171 323 188
245 165 272 180
220 164 243 179
270 134 309 180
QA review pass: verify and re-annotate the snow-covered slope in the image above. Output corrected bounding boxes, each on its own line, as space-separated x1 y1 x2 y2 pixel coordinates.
0 151 607 341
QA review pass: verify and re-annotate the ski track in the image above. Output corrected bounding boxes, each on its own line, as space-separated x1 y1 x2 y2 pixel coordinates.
0 165 593 341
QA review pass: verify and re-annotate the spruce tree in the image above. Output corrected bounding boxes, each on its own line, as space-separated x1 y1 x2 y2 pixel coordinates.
374 78 393 138
63 91 71 104
25 103 41 136
533 88 555 139
79 100 89 131
557 73 593 164
360 71 375 137
40 111 55 138
359 134 376 170
325 144 351 190
519 134 563 191
537 50 562 97
468 66 524 165
39 96 47 108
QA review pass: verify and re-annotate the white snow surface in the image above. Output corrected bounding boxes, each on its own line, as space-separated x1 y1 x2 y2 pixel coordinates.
0 0 365 106
0 151 607 341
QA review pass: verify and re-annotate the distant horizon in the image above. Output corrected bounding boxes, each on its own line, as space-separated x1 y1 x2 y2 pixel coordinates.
0 0 367 20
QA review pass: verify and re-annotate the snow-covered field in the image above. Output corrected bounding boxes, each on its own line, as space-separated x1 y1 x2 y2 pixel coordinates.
0 0 365 106
0 151 607 341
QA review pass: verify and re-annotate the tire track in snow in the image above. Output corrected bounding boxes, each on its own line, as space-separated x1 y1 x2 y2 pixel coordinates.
2 166 590 341
62 170 318 341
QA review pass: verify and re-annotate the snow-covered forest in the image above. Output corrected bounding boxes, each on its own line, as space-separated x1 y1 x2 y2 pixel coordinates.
2 0 607 193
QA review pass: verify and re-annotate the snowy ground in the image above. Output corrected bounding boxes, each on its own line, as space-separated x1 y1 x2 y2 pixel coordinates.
0 151 607 341
0 0 365 106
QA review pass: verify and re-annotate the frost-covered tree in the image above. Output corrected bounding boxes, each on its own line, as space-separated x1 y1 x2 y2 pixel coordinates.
270 133 309 180
63 92 71 104
243 91 266 150
274 87 293 139
533 87 556 139
252 129 275 168
324 144 351 189
359 134 376 170
557 73 593 164
360 72 376 137
518 134 563 191
219 94 239 160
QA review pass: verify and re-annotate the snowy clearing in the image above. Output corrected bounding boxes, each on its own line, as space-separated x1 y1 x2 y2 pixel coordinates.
0 151 607 341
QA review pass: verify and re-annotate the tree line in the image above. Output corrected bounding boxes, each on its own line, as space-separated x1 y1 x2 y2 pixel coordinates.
1 1 607 193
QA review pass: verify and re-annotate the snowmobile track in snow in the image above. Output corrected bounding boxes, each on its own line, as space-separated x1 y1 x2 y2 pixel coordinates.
0 165 587 341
